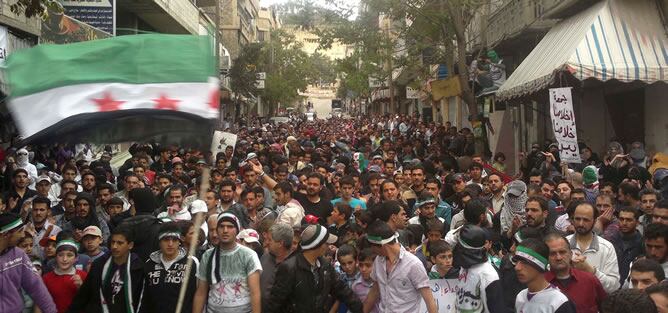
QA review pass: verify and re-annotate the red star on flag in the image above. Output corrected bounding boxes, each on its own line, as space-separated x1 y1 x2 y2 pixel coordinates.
153 94 180 111
207 89 220 110
92 92 124 112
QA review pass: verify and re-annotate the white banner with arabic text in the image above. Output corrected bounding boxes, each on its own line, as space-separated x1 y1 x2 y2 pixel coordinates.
549 88 581 163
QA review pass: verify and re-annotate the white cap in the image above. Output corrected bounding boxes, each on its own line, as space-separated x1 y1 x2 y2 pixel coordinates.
237 229 260 243
190 200 208 215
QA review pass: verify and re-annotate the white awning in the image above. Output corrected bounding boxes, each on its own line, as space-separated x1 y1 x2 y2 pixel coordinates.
497 0 668 100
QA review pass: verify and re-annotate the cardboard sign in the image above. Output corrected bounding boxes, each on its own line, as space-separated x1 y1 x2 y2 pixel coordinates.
418 279 458 313
211 131 237 157
549 87 581 163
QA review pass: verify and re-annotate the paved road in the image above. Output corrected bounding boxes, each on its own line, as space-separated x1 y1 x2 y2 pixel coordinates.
310 97 332 119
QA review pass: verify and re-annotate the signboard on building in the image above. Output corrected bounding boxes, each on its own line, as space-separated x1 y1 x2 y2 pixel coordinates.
0 26 7 63
406 87 419 99
256 72 266 80
549 87 581 163
255 80 265 89
41 11 112 44
418 279 457 313
61 0 115 35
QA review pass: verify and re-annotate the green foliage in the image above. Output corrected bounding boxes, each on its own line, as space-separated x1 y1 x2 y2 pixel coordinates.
10 0 63 19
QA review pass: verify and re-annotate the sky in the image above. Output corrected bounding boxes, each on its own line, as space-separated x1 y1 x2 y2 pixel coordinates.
260 0 358 11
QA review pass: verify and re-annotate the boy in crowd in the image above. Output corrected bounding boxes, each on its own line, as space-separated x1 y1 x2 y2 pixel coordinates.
42 239 87 313
513 238 576 313
352 248 378 313
337 244 360 287
416 219 446 270
428 240 457 279
81 226 108 263
332 176 367 212
329 202 353 245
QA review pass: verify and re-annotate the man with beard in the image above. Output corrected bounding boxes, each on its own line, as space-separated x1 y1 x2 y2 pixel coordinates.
95 183 114 222
81 172 97 194
609 207 644 286
217 179 250 228
65 193 110 243
273 181 305 228
4 169 37 214
567 202 620 293
544 233 607 313
409 191 446 232
488 173 505 215
640 189 660 230
515 196 559 240
26 197 61 259
294 173 333 226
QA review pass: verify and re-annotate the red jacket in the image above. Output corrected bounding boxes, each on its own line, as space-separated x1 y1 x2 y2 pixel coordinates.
545 268 607 313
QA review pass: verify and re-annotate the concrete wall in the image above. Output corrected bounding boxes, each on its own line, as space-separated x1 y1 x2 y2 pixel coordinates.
645 83 668 154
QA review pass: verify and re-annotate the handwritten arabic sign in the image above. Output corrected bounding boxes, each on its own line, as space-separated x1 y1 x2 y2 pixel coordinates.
549 88 581 163
418 279 458 313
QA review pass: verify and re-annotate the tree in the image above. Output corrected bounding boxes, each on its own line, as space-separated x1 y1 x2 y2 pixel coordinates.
10 0 62 19
317 0 486 116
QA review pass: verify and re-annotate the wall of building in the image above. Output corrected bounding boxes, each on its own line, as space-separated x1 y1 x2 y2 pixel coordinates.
645 83 668 154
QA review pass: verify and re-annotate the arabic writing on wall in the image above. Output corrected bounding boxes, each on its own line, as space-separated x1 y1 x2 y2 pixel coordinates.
549 87 581 164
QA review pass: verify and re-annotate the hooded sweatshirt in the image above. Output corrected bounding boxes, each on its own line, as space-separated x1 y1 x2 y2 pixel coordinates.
139 248 198 313
16 148 38 190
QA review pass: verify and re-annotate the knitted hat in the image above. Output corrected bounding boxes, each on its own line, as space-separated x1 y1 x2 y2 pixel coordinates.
300 224 337 250
217 212 241 232
583 166 598 185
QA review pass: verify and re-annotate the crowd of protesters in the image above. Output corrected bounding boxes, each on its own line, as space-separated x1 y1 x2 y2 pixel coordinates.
0 114 667 313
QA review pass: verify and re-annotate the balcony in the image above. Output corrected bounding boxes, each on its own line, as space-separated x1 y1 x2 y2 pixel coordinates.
118 0 199 34
487 0 555 48
541 0 601 19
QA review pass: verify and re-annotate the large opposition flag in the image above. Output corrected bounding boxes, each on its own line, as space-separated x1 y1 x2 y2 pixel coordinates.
6 34 220 146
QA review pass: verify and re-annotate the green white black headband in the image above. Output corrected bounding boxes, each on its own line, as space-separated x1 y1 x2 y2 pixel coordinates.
56 239 79 252
0 217 23 233
514 245 548 272
158 232 183 241
367 233 398 245
415 199 436 208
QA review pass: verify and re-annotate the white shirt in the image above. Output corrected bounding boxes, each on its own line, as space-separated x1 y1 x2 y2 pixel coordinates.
566 233 620 293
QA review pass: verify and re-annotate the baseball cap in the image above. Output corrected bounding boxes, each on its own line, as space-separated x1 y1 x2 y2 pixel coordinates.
300 224 337 250
36 175 51 185
506 180 527 197
82 226 102 238
171 157 183 165
237 229 260 243
190 200 208 215
244 152 258 163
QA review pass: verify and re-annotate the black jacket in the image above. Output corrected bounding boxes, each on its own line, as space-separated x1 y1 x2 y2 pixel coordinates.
118 214 162 261
138 249 198 313
267 252 362 313
68 253 144 313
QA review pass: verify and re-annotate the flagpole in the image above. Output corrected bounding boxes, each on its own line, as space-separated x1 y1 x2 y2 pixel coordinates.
174 167 210 313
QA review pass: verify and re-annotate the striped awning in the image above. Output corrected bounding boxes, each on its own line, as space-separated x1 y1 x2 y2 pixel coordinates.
497 0 668 100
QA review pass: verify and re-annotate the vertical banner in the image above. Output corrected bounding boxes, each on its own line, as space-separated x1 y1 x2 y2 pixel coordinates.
549 87 581 163
418 279 458 313
0 26 7 63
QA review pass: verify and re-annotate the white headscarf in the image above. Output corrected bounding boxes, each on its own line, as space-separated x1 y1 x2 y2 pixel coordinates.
16 148 29 167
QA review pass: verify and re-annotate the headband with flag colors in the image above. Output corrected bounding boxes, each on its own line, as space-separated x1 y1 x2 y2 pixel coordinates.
0 217 23 233
6 34 219 146
367 233 398 245
56 239 80 250
159 232 183 241
514 245 548 271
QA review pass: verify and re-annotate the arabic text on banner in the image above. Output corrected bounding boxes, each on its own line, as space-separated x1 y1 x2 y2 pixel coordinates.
418 279 457 313
549 87 581 164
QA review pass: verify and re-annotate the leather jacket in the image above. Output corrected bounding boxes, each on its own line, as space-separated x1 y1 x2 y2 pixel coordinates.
267 252 363 313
